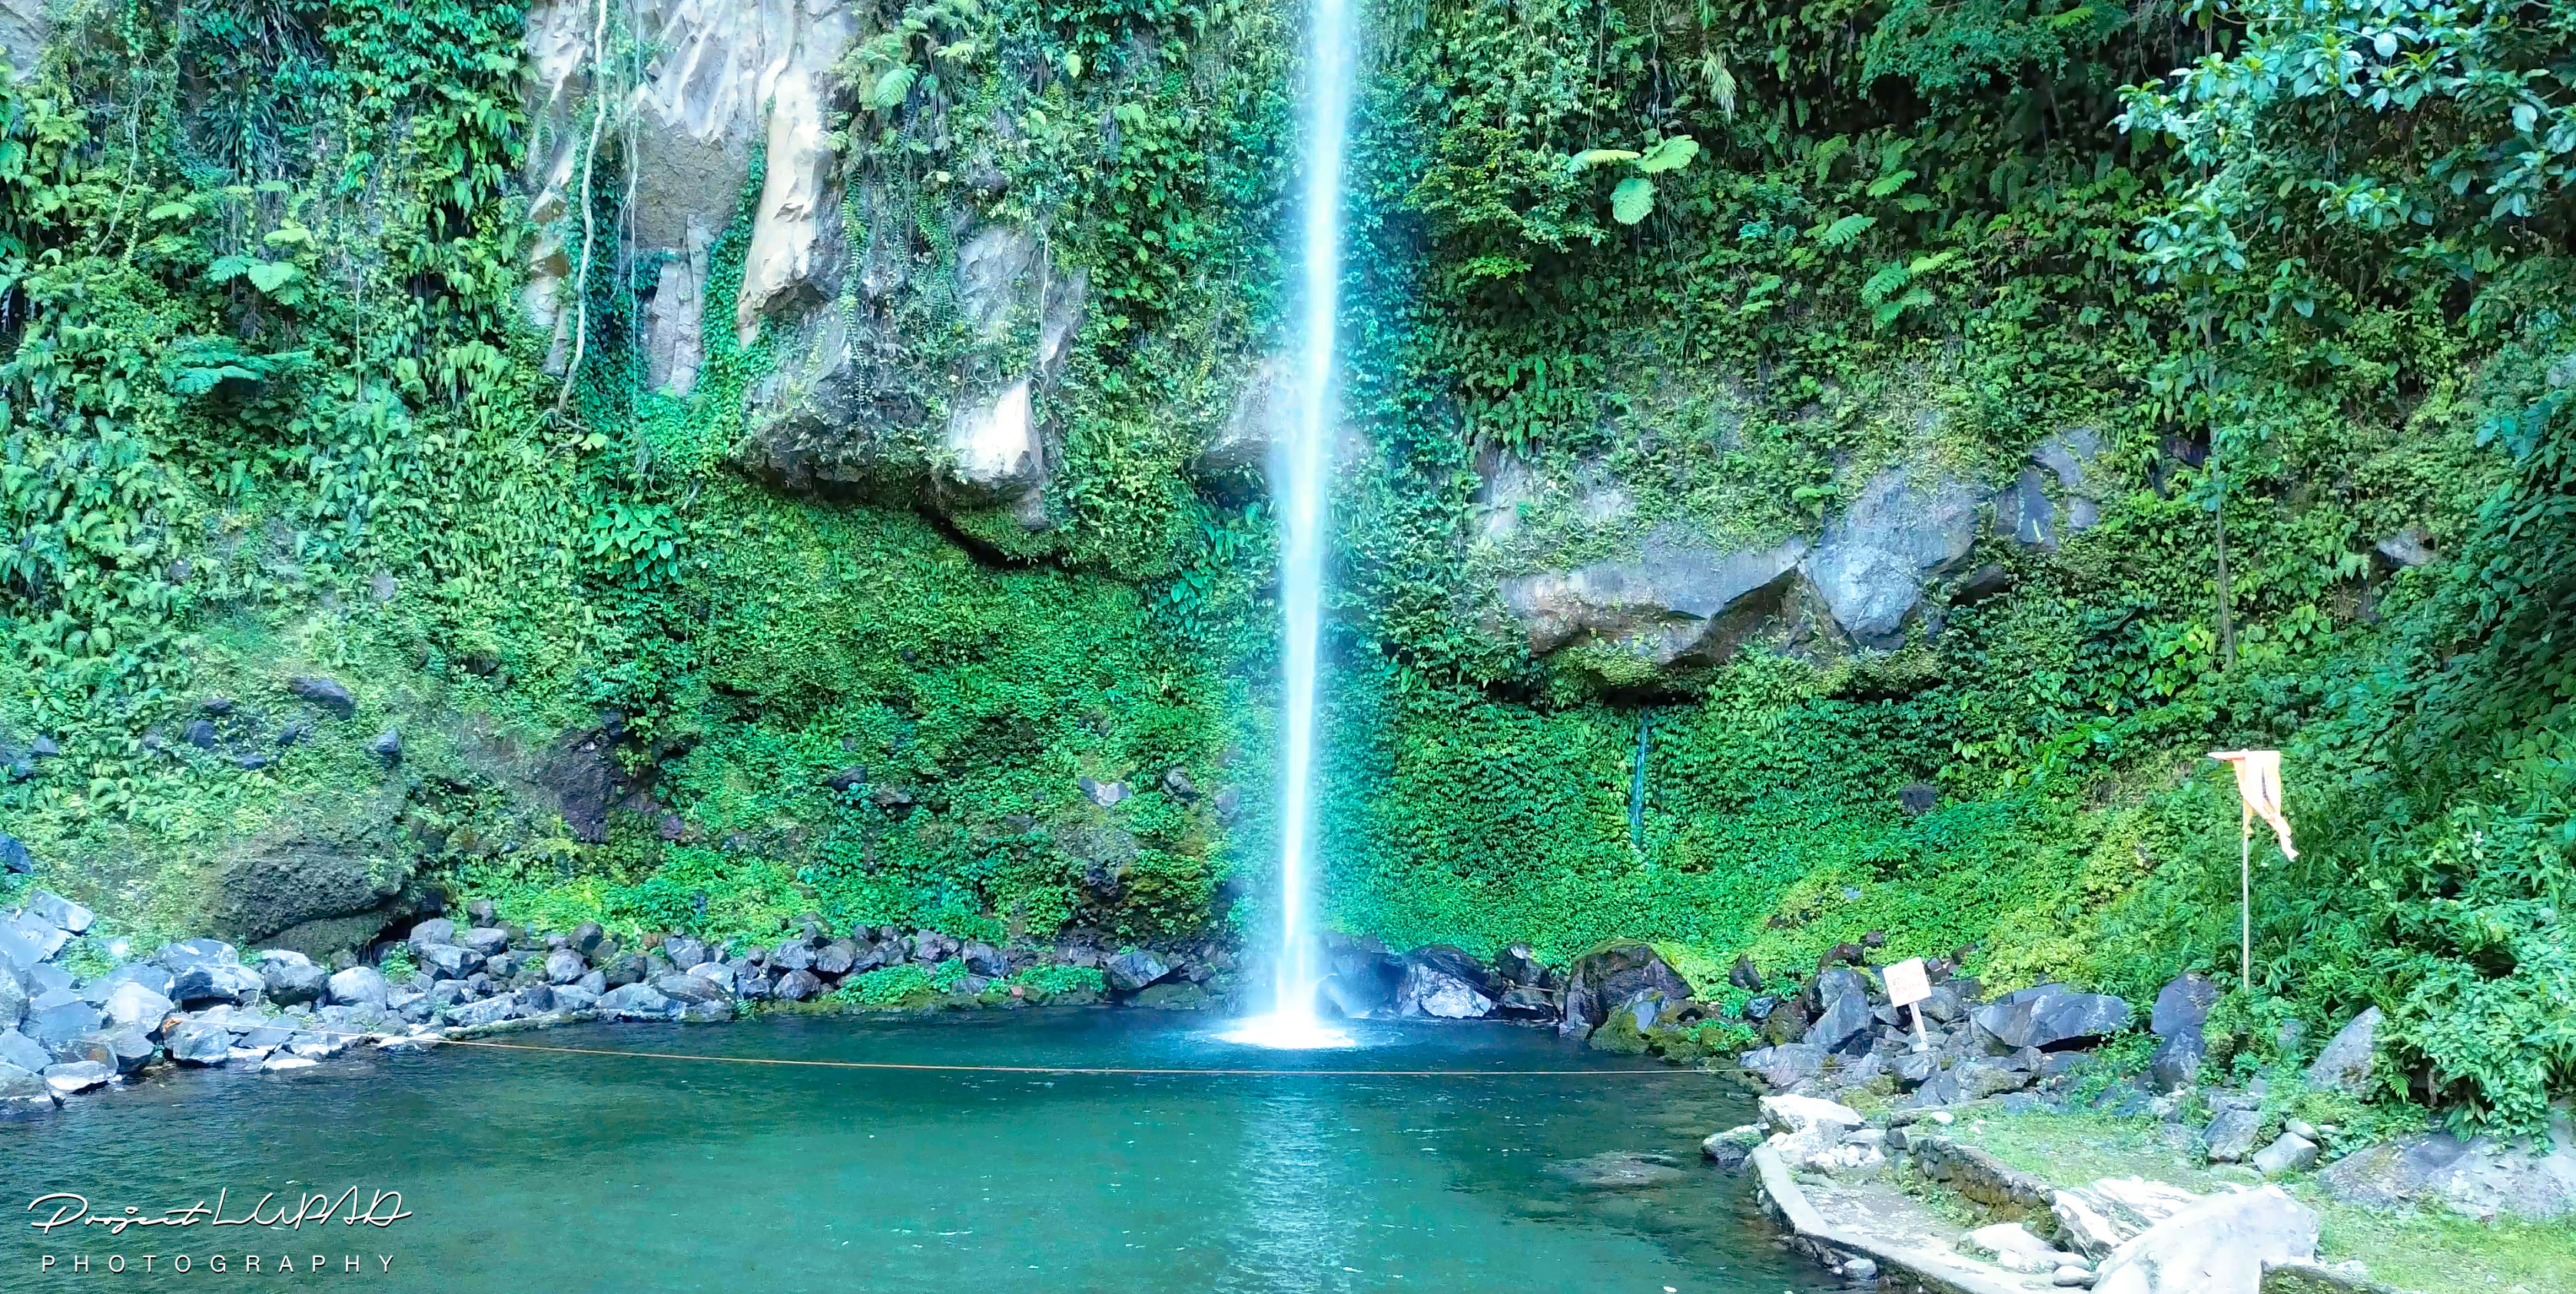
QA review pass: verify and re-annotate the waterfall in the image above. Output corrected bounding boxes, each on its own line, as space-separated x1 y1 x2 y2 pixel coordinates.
1228 0 1354 1050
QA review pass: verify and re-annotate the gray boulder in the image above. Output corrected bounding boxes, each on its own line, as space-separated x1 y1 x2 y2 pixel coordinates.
0 919 45 973
545 949 588 984
685 961 739 994
407 918 457 951
770 941 815 972
961 941 1007 977
2147 1029 2206 1093
1501 536 1808 672
0 1060 55 1107
165 1020 232 1067
1970 990 2133 1050
83 961 174 1003
813 940 856 976
101 981 175 1036
418 944 484 979
1800 466 1985 645
2203 1108 2263 1163
24 888 92 934
1738 1043 1826 1089
519 983 557 1013
5 909 68 962
460 927 510 957
257 950 327 1005
570 921 605 955
1804 969 1874 1051
2089 1185 2315 1294
774 968 823 1001
326 965 390 1008
168 961 264 1007
552 984 599 1013
1105 950 1172 994
2151 973 2219 1037
23 988 99 1046
0 967 22 1031
1557 942 1693 1039
287 675 357 717
2305 1007 2382 1095
42 1060 111 1094
443 993 518 1027
2322 1120 2576 1222
664 937 709 970
654 973 729 1005
74 1026 155 1073
1393 961 1492 1019
0 1027 45 1072
2252 1133 2321 1178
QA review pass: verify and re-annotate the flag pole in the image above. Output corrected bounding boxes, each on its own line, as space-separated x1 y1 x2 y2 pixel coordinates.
2240 819 2252 995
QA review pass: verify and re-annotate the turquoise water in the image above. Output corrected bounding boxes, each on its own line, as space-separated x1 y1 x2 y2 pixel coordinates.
4 1013 1830 1292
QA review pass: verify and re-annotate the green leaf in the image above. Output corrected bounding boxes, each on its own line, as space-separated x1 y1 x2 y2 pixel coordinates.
1812 213 1877 247
206 255 254 284
145 201 195 222
246 261 300 294
870 65 918 111
1865 168 1917 198
1611 177 1655 225
1636 136 1698 174
1569 148 1642 173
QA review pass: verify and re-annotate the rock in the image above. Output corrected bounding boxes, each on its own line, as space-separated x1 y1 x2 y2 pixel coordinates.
2322 1120 2576 1222
408 918 458 950
420 944 485 980
23 989 100 1046
2305 1007 2381 1095
7 910 69 961
0 831 30 874
101 981 175 1036
2052 1177 2207 1260
545 949 588 984
1804 969 1874 1051
2090 1185 2316 1294
24 889 91 934
654 973 729 1006
552 985 599 1013
1898 781 1939 815
1762 1093 1866 1136
0 1060 55 1107
260 1054 320 1073
1393 959 1493 1020
370 729 402 764
1544 1150 1688 1190
1844 1259 1881 1283
2253 1133 2321 1177
2147 1029 2205 1093
1955 1057 2037 1100
73 1026 155 1073
1557 941 1693 1039
1160 767 1197 800
2151 974 2219 1037
256 950 327 1005
0 1027 48 1072
961 941 1006 977
519 983 559 1013
1967 1223 2081 1272
439 993 515 1028
1802 466 1986 645
664 937 709 970
2053 1266 2094 1287
1588 990 1672 1054
460 927 511 957
326 966 390 1008
773 968 823 1001
168 960 264 1007
0 919 44 974
42 1060 111 1094
1739 1042 1827 1089
1502 536 1810 672
1701 1123 1764 1170
570 921 605 956
2203 1108 2262 1163
1971 990 2133 1050
1492 985 1556 1020
287 675 357 717
685 961 739 994
1105 950 1172 994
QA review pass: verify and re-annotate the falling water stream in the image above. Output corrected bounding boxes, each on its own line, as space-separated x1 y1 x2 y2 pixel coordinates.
1227 0 1356 1050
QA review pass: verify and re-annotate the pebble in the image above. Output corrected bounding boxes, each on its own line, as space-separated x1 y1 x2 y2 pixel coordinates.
1841 1256 1878 1282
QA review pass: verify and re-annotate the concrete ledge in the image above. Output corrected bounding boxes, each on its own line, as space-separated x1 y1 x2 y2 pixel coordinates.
1750 1144 2031 1294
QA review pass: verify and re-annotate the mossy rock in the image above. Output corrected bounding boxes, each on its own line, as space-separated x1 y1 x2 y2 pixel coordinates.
1589 1009 1652 1054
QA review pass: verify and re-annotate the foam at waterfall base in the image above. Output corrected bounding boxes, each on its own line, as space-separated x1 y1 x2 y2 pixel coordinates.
1220 1011 1356 1050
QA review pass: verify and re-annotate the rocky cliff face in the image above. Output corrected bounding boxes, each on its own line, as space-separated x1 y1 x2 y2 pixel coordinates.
1480 420 2110 685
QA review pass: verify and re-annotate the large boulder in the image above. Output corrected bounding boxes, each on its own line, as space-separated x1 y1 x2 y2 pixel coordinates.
2090 1185 2317 1294
0 1027 48 1072
257 950 327 1006
1970 989 2133 1050
2322 1119 2576 1222
204 791 413 953
1738 1043 1827 1089
326 966 390 1009
101 982 175 1036
1105 950 1172 994
599 983 682 1021
165 1020 234 1067
0 968 22 1032
1799 466 1986 646
2304 1007 2381 1095
1804 968 1874 1051
1760 1093 1881 1173
1393 957 1492 1020
1557 942 1692 1039
0 1060 55 1108
1500 534 1811 672
2151 973 2219 1037
22 989 100 1047
23 889 92 934
5 909 68 962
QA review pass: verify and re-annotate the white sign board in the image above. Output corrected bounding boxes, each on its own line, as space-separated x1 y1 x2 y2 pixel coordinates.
1884 957 1931 1008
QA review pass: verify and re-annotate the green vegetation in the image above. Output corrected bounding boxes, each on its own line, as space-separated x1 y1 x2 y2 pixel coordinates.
0 0 2571 1150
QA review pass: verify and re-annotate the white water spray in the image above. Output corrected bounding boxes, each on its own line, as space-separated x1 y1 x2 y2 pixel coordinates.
1227 0 1354 1051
